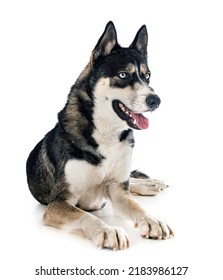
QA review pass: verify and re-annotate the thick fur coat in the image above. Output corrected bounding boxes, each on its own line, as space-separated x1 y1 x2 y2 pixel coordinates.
26 22 173 250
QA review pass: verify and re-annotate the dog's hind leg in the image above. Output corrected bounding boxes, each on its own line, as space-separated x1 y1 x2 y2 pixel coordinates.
129 170 169 196
43 200 129 250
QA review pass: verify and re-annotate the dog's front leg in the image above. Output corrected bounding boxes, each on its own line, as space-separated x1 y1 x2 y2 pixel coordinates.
43 201 129 250
108 183 173 240
129 170 169 196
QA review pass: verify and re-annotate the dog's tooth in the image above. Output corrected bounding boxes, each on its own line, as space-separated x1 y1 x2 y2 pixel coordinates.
133 119 136 124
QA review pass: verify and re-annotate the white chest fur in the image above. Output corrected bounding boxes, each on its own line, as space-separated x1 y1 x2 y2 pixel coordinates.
64 130 133 200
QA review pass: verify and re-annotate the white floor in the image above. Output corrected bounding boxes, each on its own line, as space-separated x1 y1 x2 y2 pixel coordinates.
1 1 223 279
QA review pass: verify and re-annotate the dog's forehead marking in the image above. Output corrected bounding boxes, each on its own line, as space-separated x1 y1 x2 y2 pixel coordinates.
130 63 149 76
125 63 135 73
140 64 148 74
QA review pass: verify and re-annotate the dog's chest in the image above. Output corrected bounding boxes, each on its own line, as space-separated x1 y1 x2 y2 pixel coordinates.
65 131 133 195
98 136 133 180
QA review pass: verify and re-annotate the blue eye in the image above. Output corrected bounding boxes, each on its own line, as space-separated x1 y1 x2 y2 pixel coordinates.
145 73 150 80
118 72 129 79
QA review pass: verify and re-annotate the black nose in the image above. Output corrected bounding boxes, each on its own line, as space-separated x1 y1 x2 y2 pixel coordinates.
146 94 161 110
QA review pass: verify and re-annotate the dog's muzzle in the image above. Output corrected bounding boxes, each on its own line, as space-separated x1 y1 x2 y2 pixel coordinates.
146 94 161 111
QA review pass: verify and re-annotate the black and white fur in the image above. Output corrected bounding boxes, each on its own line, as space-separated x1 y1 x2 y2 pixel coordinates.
26 22 173 250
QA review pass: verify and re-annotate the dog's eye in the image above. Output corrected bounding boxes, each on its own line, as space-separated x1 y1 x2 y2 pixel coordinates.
145 73 151 81
118 72 129 79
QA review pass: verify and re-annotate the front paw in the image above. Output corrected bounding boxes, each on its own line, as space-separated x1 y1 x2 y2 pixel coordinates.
137 216 174 240
130 178 169 196
93 226 129 250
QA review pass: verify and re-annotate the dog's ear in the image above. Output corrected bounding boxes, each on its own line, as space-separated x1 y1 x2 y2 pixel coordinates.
129 25 148 58
91 21 118 62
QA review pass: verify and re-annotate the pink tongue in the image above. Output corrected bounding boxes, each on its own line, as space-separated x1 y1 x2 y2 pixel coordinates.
131 112 149 129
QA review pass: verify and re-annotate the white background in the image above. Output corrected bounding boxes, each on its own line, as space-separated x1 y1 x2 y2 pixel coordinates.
1 0 223 279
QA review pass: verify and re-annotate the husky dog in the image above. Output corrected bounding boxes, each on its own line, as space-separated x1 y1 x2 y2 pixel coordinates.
26 21 173 250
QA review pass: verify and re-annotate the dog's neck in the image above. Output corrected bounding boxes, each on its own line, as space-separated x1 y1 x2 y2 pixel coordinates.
92 104 134 149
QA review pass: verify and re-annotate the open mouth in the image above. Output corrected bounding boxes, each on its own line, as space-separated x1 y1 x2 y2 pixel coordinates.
112 100 149 130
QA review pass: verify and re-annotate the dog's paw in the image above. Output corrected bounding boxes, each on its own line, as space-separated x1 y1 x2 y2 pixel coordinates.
130 178 169 196
137 216 174 240
93 226 129 250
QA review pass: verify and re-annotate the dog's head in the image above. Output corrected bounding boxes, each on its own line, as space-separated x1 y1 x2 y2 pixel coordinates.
87 21 161 130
